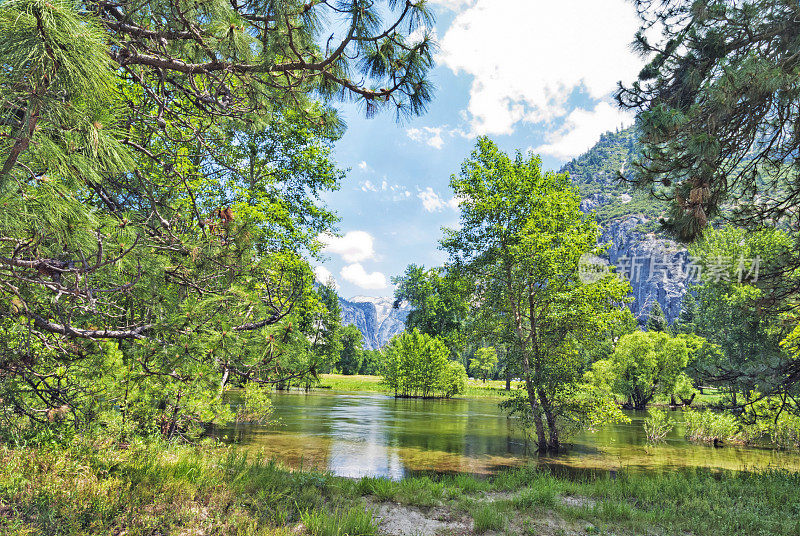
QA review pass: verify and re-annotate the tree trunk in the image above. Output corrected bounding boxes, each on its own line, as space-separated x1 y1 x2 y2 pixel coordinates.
523 375 547 452
505 368 511 391
538 388 559 452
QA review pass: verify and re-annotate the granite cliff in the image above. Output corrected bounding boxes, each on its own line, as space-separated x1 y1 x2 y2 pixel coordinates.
566 127 690 323
338 295 411 350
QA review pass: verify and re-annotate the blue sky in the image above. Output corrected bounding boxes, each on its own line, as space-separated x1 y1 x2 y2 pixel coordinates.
313 0 646 299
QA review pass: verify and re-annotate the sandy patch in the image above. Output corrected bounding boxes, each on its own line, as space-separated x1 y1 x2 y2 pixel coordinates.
371 502 472 536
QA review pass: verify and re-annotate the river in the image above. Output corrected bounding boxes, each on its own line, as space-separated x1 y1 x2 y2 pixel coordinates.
219 390 800 479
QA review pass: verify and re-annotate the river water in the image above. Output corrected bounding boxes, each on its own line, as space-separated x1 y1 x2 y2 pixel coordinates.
220 390 800 479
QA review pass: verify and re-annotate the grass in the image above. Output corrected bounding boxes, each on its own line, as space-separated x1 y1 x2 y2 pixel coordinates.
470 503 506 532
301 507 377 536
317 373 521 399
2 438 800 536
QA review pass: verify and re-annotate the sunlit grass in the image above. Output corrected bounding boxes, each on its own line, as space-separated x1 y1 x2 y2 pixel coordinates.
317 373 521 399
2 440 800 536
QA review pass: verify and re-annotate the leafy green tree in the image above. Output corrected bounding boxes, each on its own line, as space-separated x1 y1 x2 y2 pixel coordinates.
381 329 462 398
393 265 472 356
358 349 384 376
336 325 364 375
309 284 344 373
470 347 498 382
442 138 631 451
674 293 699 334
595 330 690 410
687 226 798 409
646 302 668 332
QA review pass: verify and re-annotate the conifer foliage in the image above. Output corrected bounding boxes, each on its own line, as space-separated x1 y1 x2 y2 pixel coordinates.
0 0 435 439
617 0 800 242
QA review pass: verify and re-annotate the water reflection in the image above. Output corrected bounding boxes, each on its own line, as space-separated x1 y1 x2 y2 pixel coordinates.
219 390 800 479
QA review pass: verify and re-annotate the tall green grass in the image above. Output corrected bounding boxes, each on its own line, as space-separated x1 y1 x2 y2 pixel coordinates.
683 409 739 442
301 507 377 536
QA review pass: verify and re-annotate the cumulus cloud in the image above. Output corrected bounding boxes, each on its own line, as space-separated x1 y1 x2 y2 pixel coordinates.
313 266 336 287
534 102 634 160
406 126 445 149
340 263 388 290
418 187 461 212
357 160 368 170
438 0 643 137
318 231 375 263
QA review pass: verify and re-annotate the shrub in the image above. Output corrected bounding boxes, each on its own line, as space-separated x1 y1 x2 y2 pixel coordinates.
381 329 464 398
644 408 674 442
683 409 739 443
439 361 468 398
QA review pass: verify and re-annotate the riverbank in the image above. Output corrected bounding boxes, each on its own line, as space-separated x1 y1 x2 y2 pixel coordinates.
317 373 521 399
316 374 727 408
2 439 798 536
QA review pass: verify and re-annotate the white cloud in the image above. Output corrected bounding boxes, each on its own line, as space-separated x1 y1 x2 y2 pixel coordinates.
357 160 368 171
429 0 475 10
359 179 411 200
360 180 379 192
439 0 643 136
313 266 337 287
340 263 388 290
406 126 445 149
418 187 461 212
318 231 375 263
534 102 634 160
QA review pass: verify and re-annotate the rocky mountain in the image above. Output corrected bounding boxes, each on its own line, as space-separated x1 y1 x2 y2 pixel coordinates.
338 295 411 350
565 127 690 323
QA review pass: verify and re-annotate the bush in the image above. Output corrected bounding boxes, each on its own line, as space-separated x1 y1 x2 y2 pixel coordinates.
643 408 673 442
684 409 739 443
381 329 464 398
440 361 468 398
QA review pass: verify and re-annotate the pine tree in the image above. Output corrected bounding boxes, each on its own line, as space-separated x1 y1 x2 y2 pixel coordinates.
618 0 800 242
675 293 698 334
646 302 668 332
0 0 436 437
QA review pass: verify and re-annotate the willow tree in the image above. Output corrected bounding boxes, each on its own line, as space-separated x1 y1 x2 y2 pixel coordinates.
0 0 435 439
442 139 631 452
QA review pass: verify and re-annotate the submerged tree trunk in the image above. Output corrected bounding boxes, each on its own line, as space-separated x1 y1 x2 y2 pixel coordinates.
524 379 547 452
538 388 559 452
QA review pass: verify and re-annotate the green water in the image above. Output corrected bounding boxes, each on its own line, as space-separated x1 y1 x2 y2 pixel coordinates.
221 390 800 478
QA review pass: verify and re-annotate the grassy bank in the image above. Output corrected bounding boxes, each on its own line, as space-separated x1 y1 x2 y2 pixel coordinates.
317 374 520 399
2 439 799 536
314 375 727 407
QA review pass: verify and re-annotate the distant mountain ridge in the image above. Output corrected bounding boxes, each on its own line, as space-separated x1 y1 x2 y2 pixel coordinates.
338 295 411 350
